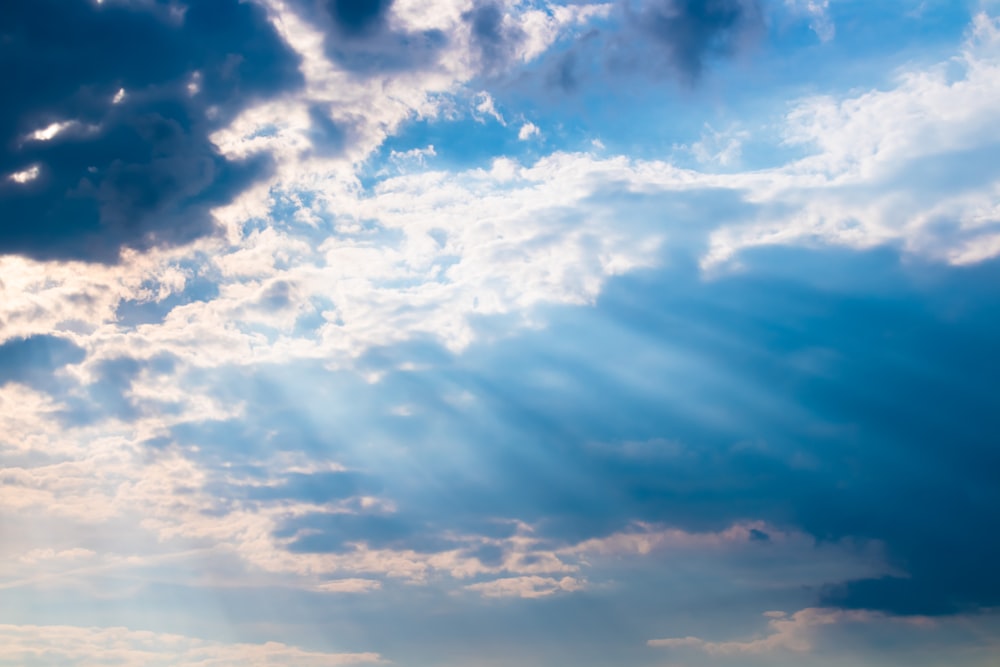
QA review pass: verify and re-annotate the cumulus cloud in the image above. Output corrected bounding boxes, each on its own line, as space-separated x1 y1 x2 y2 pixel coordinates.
4 151 669 379
704 12 1000 267
4 9 1000 392
518 121 541 140
94 4 1000 371
7 5 1000 400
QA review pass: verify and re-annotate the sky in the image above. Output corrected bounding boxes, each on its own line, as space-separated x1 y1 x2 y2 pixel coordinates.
1 0 1000 665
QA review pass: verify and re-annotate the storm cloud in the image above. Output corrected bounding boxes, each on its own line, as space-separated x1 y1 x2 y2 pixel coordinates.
0 0 302 263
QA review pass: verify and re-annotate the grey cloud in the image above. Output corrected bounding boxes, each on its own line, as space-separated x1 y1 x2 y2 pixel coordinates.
539 0 764 92
464 2 526 75
290 0 447 74
629 0 763 82
0 0 303 263
326 0 394 36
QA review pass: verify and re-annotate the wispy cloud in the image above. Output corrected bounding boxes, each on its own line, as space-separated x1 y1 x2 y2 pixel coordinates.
0 624 381 666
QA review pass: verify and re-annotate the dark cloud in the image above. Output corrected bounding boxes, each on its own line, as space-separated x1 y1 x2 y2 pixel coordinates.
327 0 393 36
464 2 526 75
0 0 303 263
536 0 763 92
629 0 763 82
547 51 580 93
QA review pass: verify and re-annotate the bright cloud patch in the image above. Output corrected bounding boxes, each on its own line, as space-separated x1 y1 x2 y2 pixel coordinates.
705 12 1000 267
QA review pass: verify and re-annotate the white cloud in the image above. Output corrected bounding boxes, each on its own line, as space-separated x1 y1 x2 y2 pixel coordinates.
314 578 383 593
567 521 773 556
0 371 892 605
388 145 437 170
7 165 40 184
465 575 586 599
27 121 74 142
8 6 1000 380
22 120 99 144
648 607 929 654
2 10 992 372
187 70 202 96
1 11 999 631
474 91 506 125
519 3 613 62
705 11 1000 267
785 0 835 42
681 124 747 167
0 380 576 593
518 121 541 140
3 378 887 596
212 0 606 184
0 624 381 666
17 548 97 564
25 151 673 375
18 10 997 386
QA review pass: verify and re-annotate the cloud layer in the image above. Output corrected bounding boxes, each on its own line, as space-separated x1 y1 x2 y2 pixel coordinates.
2 2 1000 667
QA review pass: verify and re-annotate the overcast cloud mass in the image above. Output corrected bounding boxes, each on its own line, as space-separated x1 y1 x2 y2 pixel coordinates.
1 0 1000 665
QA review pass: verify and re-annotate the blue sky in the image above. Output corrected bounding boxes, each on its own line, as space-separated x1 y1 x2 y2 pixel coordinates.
1 0 1000 665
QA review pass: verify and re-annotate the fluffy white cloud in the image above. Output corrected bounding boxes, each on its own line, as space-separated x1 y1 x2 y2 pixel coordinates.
30 150 674 377
706 12 1000 267
517 121 541 140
